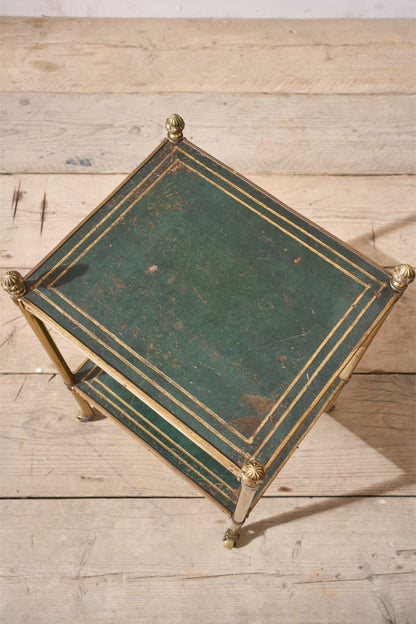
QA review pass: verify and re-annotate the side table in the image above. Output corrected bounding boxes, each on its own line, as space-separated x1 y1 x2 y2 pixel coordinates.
2 115 414 548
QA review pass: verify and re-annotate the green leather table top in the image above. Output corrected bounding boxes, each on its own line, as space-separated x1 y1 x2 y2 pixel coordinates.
24 137 398 498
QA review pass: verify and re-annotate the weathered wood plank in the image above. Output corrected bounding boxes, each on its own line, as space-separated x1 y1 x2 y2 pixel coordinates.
1 173 415 268
1 22 414 95
0 373 413 497
1 93 414 174
2 18 414 49
1 497 414 623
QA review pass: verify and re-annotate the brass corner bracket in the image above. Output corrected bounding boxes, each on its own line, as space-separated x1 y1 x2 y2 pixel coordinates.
389 264 415 293
165 114 185 144
1 270 27 298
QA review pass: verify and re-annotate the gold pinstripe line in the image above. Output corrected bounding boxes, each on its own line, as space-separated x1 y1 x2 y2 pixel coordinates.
74 385 233 516
20 297 242 474
83 380 236 504
50 280 369 446
178 147 384 285
48 161 177 288
182 161 367 287
34 149 175 289
92 374 235 493
33 290 245 459
259 285 390 466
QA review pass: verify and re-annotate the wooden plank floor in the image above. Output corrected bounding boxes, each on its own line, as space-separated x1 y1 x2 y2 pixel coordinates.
0 18 415 623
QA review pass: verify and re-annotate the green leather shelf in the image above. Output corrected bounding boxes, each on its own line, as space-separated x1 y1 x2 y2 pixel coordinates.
75 359 239 513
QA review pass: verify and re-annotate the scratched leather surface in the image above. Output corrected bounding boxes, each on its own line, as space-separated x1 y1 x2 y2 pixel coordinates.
26 139 397 489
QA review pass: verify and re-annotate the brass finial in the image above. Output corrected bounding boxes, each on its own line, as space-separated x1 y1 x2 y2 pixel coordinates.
1 270 27 298
165 114 185 144
240 461 267 488
389 264 415 293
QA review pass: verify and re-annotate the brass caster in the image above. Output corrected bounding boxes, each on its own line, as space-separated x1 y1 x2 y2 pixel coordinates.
223 527 239 549
76 409 91 422
224 536 236 550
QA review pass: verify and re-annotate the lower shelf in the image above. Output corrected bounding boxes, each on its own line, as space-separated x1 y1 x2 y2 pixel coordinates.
74 360 239 513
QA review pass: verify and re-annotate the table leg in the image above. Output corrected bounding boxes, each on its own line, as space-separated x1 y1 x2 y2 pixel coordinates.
20 304 95 421
224 461 267 549
327 305 394 412
1 270 94 421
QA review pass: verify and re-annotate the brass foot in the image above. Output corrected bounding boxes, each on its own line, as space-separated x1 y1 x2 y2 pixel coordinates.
76 409 92 422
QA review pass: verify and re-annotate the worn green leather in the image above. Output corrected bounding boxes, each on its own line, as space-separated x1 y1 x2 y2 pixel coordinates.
26 139 397 511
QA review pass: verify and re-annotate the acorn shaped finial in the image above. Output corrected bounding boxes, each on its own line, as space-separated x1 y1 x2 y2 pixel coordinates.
240 461 267 488
1 270 27 298
165 114 185 144
389 264 415 292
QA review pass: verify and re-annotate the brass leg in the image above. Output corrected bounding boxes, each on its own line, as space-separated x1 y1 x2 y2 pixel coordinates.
72 390 95 422
224 461 266 549
327 305 396 413
19 304 74 384
325 384 344 412
1 270 94 422
19 301 93 420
